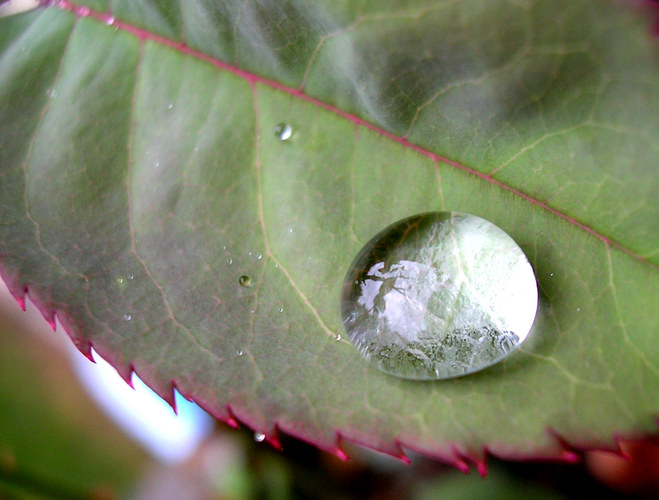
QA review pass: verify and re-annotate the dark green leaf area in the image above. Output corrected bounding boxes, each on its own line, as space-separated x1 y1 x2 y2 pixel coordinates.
0 0 657 464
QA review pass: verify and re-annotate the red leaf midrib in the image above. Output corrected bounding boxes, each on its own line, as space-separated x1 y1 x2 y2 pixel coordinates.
52 0 655 267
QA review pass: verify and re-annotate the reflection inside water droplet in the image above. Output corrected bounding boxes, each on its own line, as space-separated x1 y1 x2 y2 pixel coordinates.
274 123 293 141
239 275 251 287
341 212 538 380
254 431 266 442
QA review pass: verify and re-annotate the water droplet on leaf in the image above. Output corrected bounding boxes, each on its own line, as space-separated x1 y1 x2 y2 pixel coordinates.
236 350 244 356
254 431 266 442
123 313 132 321
46 88 57 98
105 15 115 25
341 212 538 380
334 334 342 341
239 275 251 287
274 123 293 141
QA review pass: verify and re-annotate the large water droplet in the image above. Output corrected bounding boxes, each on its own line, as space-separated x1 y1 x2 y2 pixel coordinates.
274 123 293 141
239 275 251 287
341 212 538 380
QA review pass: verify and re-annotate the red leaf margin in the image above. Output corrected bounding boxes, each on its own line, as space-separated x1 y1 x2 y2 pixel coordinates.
1 0 657 473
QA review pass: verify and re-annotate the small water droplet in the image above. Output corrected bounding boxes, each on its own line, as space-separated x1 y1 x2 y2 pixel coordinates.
577 307 581 312
341 212 538 380
288 227 293 234
550 273 554 277
46 88 57 98
128 274 134 280
254 431 266 442
274 123 293 141
77 6 90 16
227 258 233 265
105 15 115 25
236 350 244 356
278 307 284 313
334 334 342 341
154 160 160 168
239 275 251 287
116 277 126 286
257 254 263 260
123 313 132 321
167 103 173 110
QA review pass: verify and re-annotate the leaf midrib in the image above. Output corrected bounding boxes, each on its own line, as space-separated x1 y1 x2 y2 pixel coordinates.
52 0 655 269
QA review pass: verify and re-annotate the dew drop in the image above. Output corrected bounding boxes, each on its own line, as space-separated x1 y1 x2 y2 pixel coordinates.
334 334 342 341
105 15 115 25
278 307 284 313
167 102 173 110
257 254 263 260
227 258 233 265
341 212 538 380
238 275 251 287
274 123 293 141
123 313 132 321
254 431 266 443
46 88 57 98
236 349 244 356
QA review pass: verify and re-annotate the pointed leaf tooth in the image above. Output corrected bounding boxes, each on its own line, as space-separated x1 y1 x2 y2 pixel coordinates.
13 286 27 311
475 453 488 477
394 446 412 465
41 310 56 331
219 405 241 429
116 363 135 389
332 447 350 462
72 337 94 362
450 446 472 474
264 426 282 451
166 381 179 414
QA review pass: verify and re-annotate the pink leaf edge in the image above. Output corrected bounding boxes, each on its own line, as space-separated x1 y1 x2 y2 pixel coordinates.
7 0 658 473
3 278 657 474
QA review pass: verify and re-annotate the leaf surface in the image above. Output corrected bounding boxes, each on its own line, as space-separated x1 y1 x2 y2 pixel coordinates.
0 0 658 465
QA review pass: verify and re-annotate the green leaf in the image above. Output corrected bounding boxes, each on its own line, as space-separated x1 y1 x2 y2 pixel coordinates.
0 0 657 466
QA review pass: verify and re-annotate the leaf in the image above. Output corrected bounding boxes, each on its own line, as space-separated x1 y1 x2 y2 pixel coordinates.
0 0 657 467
